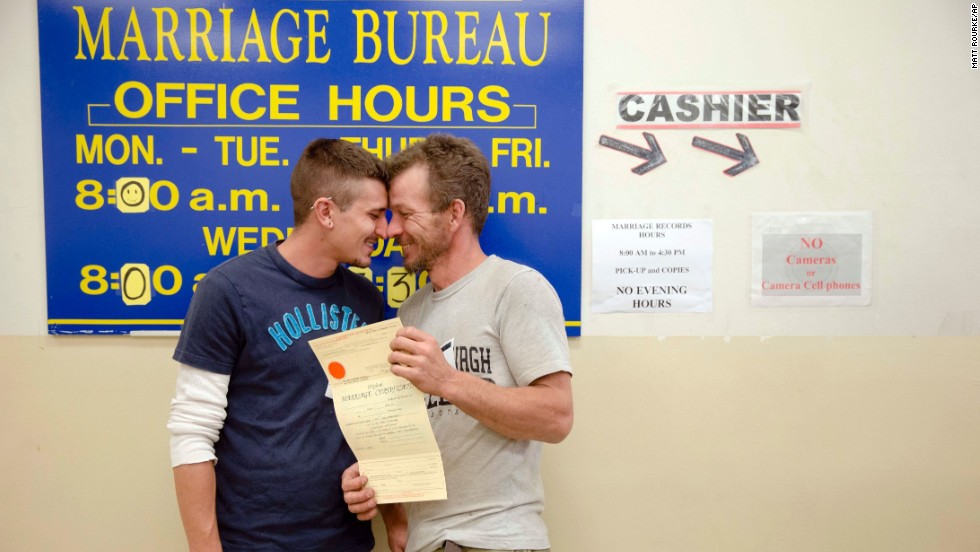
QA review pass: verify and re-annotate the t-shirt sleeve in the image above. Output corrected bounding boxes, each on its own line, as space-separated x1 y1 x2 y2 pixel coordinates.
173 270 243 376
496 269 573 387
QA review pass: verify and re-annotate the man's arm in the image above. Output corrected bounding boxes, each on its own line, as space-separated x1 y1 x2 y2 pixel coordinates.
168 364 230 551
389 326 573 443
379 503 408 552
173 462 223 552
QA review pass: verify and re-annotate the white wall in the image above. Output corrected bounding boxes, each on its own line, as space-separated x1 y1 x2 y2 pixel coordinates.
582 0 980 336
1 0 47 336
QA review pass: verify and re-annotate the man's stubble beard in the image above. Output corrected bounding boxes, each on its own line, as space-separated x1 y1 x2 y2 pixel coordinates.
403 233 449 275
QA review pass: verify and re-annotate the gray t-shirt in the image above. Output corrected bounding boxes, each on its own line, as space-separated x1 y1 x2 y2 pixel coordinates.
398 255 572 552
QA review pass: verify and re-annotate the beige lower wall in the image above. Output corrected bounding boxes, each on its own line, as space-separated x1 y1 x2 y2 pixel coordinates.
2 335 978 551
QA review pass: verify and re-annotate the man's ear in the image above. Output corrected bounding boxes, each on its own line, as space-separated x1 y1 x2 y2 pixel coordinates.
311 198 335 229
449 198 466 230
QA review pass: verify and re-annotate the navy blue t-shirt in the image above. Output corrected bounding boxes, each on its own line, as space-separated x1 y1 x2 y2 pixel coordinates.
174 242 383 551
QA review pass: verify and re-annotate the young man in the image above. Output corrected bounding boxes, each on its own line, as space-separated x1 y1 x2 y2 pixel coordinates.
343 134 574 552
168 138 390 551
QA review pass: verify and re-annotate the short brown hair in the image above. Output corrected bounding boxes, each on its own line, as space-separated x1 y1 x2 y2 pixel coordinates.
386 134 491 235
290 138 388 225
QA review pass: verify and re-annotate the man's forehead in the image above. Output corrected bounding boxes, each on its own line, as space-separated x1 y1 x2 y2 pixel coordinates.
390 165 430 206
392 163 428 185
351 178 388 206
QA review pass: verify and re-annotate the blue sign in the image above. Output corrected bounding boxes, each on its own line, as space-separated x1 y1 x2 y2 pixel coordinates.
38 1 583 335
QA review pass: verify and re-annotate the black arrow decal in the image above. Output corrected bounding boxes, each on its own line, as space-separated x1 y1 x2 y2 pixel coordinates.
599 132 666 175
692 133 759 176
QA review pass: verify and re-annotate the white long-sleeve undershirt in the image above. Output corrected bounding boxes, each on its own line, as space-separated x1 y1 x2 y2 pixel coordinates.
167 363 230 468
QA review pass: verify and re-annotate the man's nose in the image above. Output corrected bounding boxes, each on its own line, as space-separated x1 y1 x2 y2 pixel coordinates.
387 214 403 237
375 216 388 239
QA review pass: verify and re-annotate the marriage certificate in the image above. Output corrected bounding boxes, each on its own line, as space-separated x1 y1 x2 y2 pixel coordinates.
309 318 447 504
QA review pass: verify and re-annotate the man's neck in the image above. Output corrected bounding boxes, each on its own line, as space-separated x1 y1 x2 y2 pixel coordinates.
276 228 340 279
427 236 487 291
